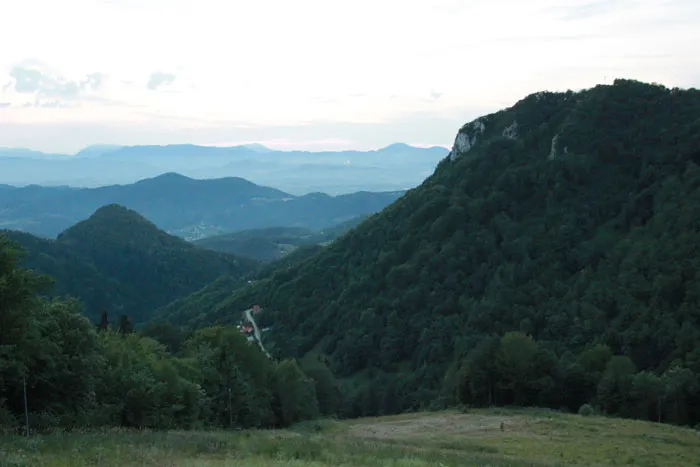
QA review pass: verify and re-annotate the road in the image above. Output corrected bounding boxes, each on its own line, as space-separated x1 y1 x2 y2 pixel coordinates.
244 308 272 359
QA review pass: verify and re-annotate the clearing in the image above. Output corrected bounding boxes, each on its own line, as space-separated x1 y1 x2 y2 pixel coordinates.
1 408 698 466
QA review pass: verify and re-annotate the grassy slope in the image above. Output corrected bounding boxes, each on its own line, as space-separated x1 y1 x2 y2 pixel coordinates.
2 409 699 466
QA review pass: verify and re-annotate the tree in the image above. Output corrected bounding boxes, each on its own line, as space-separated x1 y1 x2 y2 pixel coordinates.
272 359 319 426
97 311 110 331
497 332 539 405
631 371 664 422
457 336 501 406
597 356 636 416
118 314 133 334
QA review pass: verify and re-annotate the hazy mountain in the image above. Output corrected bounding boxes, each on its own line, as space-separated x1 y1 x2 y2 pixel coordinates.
73 144 124 158
155 80 700 416
0 148 71 159
0 143 448 194
3 204 258 323
0 173 403 238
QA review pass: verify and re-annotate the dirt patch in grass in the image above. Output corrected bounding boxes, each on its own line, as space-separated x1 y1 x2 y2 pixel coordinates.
347 412 541 441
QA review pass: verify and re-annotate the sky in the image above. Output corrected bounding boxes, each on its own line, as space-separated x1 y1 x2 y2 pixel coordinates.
1 0 699 153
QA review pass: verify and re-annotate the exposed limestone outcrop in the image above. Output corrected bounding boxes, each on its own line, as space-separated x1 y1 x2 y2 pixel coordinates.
502 120 518 139
449 118 486 161
548 134 560 160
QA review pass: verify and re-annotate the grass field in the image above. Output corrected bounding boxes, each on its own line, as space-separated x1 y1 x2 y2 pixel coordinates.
1 408 699 466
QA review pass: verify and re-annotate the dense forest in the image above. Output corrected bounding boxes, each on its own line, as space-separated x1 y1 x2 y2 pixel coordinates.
2 204 259 323
193 216 366 261
0 235 335 432
159 80 700 426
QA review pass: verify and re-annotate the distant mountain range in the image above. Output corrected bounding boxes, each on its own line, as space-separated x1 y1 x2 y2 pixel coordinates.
0 143 449 195
0 172 403 239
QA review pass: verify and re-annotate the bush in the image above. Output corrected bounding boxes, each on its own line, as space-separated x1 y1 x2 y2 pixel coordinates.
0 404 19 434
578 403 596 417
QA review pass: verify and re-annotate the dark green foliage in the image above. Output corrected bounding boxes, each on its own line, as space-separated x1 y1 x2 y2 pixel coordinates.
139 320 189 353
118 314 134 334
3 204 259 323
271 360 320 426
194 227 321 261
451 331 700 426
155 80 700 426
194 217 367 262
0 236 324 432
97 310 110 331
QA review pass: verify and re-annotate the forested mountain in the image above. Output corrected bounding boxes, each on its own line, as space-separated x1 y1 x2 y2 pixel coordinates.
2 204 258 323
0 173 403 239
159 80 700 425
194 216 367 261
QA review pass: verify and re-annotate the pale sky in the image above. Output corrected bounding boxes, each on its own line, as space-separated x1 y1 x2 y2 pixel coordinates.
1 0 698 153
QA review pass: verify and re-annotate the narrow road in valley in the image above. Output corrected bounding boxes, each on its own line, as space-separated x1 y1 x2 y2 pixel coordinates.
244 307 272 359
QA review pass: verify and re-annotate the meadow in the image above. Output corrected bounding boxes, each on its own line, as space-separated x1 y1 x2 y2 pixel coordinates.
2 409 699 466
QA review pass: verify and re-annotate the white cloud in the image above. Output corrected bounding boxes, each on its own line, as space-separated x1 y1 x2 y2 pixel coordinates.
147 72 176 90
0 0 698 152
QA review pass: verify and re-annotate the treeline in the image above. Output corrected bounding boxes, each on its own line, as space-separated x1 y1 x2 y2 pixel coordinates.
443 332 699 426
0 236 333 433
342 332 700 428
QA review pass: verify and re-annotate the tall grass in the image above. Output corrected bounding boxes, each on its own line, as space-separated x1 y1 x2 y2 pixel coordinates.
1 409 698 466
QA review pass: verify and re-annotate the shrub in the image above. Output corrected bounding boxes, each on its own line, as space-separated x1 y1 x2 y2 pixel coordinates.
578 403 596 416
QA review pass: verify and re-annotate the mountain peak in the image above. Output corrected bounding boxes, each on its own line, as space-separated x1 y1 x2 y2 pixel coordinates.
58 203 169 247
74 144 124 158
240 143 273 153
377 143 415 152
140 172 194 183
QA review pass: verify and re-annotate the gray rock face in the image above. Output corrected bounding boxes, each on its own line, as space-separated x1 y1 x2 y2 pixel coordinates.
449 118 486 161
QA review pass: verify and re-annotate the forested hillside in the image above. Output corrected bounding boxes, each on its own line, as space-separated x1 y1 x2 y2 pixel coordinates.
2 205 258 323
0 235 325 432
160 80 700 425
0 172 403 239
193 216 367 261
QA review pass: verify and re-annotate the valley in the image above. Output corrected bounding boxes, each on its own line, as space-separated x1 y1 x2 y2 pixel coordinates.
2 80 700 466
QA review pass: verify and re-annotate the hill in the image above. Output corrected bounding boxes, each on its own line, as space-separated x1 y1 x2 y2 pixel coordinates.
3 204 258 323
0 173 403 238
193 216 367 261
157 80 700 424
0 143 448 195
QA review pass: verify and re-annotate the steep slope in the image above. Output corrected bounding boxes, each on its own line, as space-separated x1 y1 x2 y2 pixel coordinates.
0 173 403 238
4 204 258 323
162 80 700 410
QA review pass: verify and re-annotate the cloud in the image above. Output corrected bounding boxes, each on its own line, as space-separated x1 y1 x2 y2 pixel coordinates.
38 100 75 108
0 102 10 108
546 0 635 21
147 72 176 90
10 67 44 93
5 63 106 107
